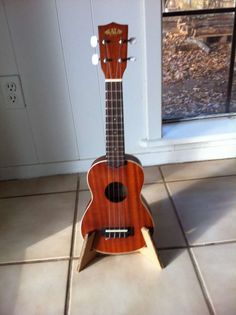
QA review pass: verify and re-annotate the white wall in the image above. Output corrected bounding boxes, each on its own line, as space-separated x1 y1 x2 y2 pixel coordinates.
0 0 161 179
1 0 236 180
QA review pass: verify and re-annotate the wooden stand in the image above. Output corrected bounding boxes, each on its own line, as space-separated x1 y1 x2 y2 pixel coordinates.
77 227 162 272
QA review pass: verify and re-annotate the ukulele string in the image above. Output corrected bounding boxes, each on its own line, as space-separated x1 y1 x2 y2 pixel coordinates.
105 41 112 239
107 40 117 238
116 39 123 236
116 78 121 237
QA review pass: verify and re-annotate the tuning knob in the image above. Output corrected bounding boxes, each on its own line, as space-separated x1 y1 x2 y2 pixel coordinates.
92 54 99 65
118 56 136 63
90 35 98 48
128 37 136 45
128 56 136 62
119 37 136 45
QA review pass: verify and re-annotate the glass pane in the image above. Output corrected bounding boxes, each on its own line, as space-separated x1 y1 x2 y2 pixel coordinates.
230 50 236 111
162 13 234 120
163 0 236 12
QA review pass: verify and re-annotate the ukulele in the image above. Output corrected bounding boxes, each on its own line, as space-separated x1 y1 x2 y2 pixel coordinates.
81 22 154 254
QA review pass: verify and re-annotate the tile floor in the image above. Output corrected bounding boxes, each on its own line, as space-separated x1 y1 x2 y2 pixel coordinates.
0 159 236 314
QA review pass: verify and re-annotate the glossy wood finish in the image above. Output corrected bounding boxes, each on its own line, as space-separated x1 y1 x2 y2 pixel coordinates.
81 157 154 254
98 22 128 79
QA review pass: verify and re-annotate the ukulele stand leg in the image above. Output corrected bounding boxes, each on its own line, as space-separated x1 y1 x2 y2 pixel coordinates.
77 231 98 272
139 227 163 270
77 227 163 272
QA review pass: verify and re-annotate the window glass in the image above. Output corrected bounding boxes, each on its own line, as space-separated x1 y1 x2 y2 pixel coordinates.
162 12 234 120
163 0 236 13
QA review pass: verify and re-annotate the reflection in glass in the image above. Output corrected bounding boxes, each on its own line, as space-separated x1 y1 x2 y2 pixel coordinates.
230 50 236 111
163 0 236 12
162 13 234 120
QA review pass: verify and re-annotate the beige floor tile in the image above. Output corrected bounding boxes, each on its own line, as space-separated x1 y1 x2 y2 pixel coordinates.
0 261 68 315
144 165 163 184
161 158 236 181
74 190 91 256
79 166 162 191
0 174 78 198
142 184 186 248
168 176 236 245
70 250 210 315
79 172 88 190
0 192 75 262
74 184 186 257
193 243 236 315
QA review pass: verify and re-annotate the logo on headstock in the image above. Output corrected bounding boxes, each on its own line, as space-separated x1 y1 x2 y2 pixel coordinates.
104 28 122 36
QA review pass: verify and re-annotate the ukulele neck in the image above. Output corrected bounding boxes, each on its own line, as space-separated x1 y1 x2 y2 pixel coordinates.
105 80 125 168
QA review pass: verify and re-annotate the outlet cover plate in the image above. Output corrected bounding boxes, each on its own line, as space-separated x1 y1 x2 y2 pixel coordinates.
0 75 25 109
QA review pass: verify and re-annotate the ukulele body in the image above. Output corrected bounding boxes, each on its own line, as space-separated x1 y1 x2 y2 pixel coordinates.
80 155 154 255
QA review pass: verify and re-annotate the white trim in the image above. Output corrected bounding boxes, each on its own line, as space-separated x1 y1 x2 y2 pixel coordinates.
138 116 236 165
0 159 93 180
1 137 236 180
142 0 162 140
140 116 236 147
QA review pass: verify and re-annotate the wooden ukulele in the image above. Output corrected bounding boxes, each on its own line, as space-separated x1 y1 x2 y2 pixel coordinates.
80 22 155 256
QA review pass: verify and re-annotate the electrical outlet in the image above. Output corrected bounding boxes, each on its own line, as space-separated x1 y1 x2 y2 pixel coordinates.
0 75 25 109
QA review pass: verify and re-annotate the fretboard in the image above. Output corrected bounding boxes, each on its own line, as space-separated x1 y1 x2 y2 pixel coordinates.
105 81 125 167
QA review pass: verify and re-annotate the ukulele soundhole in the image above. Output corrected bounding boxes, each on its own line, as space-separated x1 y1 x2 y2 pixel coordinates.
105 182 127 203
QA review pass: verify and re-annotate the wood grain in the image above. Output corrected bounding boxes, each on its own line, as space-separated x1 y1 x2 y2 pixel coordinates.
98 22 128 79
81 157 154 254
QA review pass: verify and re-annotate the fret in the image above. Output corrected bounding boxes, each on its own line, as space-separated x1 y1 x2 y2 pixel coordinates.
105 91 122 94
106 135 123 138
106 99 123 103
107 154 125 157
106 110 123 116
106 118 123 123
106 158 125 159
106 115 123 117
106 123 123 128
106 137 124 141
106 146 125 149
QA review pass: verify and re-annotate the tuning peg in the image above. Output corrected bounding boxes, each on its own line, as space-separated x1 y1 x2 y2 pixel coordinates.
119 37 136 45
118 56 136 63
92 54 99 65
128 37 136 45
128 56 136 62
90 35 98 48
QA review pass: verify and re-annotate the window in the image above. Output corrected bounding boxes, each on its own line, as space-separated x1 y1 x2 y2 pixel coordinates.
162 0 236 122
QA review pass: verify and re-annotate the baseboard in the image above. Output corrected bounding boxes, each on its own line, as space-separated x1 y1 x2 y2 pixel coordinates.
1 141 236 180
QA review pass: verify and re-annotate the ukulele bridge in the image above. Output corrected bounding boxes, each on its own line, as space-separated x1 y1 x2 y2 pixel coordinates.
101 227 134 239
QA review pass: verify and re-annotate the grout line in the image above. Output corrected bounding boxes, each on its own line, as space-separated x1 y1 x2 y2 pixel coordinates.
159 172 236 184
189 239 236 247
0 190 77 200
157 239 236 251
158 246 188 251
64 175 80 315
0 239 235 268
0 256 70 267
158 167 190 247
189 248 217 315
159 167 216 315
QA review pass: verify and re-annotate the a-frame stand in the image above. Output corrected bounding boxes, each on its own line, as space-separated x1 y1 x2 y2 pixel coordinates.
77 227 162 272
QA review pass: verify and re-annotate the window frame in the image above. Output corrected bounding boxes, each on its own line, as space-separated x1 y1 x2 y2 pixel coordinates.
140 1 236 164
162 4 236 122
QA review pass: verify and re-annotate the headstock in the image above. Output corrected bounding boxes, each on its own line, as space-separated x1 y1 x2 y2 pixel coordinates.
91 22 136 79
